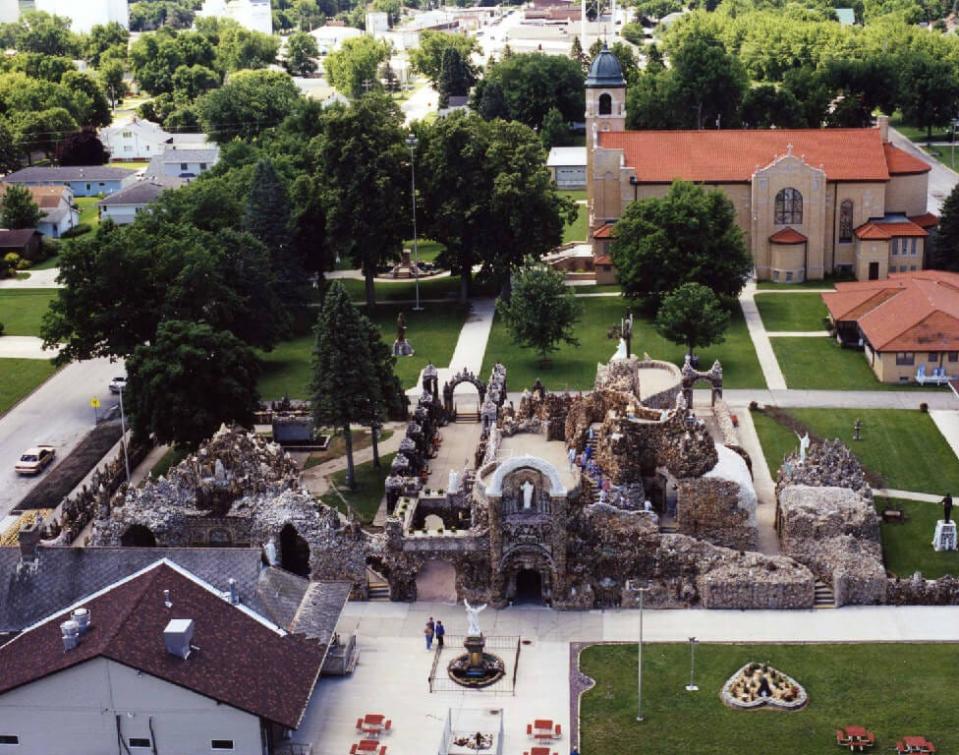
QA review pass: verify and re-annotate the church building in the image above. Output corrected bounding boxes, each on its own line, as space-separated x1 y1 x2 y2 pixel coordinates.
585 47 938 283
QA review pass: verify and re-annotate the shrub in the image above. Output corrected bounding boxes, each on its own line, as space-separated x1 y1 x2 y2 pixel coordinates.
61 223 92 239
0 321 4 336
40 237 59 261
920 402 929 413
16 257 30 270
749 400 759 411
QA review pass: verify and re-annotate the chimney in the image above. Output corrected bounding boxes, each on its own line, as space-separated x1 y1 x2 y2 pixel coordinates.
163 589 172 608
61 619 81 652
71 607 91 634
876 114 889 143
228 578 238 605
18 520 42 562
163 619 194 660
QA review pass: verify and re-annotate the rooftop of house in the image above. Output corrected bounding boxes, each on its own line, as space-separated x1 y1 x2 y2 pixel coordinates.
98 176 185 207
598 128 929 183
3 166 136 183
547 146 587 167
0 228 39 247
0 184 72 223
154 147 220 164
822 270 959 351
0 559 327 729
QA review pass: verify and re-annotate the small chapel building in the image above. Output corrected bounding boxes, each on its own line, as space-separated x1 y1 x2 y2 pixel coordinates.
585 47 938 283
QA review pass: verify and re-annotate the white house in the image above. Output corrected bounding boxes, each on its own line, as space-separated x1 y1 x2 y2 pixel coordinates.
0 560 329 755
33 0 128 33
310 24 363 55
98 176 185 225
145 146 220 179
0 0 17 24
99 119 213 162
198 0 273 35
0 184 79 238
366 10 390 34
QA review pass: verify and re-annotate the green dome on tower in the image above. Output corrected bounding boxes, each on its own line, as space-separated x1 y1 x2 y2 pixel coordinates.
585 44 626 88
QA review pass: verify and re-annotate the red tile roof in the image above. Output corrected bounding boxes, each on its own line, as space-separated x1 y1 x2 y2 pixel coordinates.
883 143 932 175
594 254 613 265
821 271 959 351
854 220 928 240
599 128 897 183
769 227 807 244
593 222 616 239
0 561 325 729
909 212 940 229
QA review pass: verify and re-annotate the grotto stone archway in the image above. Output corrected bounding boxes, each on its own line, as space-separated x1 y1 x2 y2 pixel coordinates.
120 524 156 547
681 356 723 407
442 369 487 415
279 523 311 577
487 455 567 497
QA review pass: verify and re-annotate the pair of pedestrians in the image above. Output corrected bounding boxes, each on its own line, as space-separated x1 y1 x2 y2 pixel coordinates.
424 616 445 650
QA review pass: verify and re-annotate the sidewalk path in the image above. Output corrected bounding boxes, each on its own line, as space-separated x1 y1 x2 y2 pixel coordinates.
930 410 959 461
874 489 941 503
734 408 780 554
300 425 406 499
739 280 787 390
0 268 60 288
767 331 830 337
0 336 59 359
720 388 956 409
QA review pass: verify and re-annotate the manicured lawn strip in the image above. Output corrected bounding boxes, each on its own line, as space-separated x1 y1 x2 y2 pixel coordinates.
890 115 952 143
563 203 587 243
30 254 59 270
257 303 467 399
107 161 148 170
410 239 445 264
924 145 959 171
876 497 959 578
580 643 959 755
560 189 587 202
573 284 622 295
320 451 395 523
150 446 189 479
749 408 799 478
304 428 393 468
756 279 836 290
751 407 959 494
0 289 57 336
336 275 462 302
481 297 765 391
754 292 828 332
75 196 100 228
0 358 57 415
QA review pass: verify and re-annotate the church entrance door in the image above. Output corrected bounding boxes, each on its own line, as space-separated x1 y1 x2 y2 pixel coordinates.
514 569 544 604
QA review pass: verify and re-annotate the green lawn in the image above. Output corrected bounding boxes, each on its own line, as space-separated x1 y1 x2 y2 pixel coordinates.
877 497 959 579
756 279 836 290
925 145 959 171
30 254 60 270
150 446 189 479
320 451 395 523
563 203 588 243
107 161 148 171
755 293 828 332
0 289 56 336
257 303 467 399
580 643 959 755
574 284 623 295
481 297 765 392
0 358 57 415
890 115 953 143
75 196 100 228
750 408 959 494
336 275 462 303
333 240 447 271
560 189 587 202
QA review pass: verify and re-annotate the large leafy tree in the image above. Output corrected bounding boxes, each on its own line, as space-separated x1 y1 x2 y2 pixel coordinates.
311 282 382 489
316 94 407 308
437 46 475 107
0 185 42 229
324 36 392 98
61 71 112 128
126 320 260 448
669 31 747 129
244 158 301 297
99 60 126 109
610 181 752 313
9 11 77 57
85 21 129 67
898 53 959 141
409 31 478 89
215 21 280 71
55 130 109 166
740 85 805 128
198 70 301 142
654 283 730 359
497 257 580 366
928 183 959 272
285 30 319 77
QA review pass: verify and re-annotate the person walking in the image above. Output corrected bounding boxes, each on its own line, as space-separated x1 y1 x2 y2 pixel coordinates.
424 622 434 650
435 620 445 648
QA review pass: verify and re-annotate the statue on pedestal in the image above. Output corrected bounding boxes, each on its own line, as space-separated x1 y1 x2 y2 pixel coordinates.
943 493 953 524
796 433 810 463
464 599 486 636
391 312 414 357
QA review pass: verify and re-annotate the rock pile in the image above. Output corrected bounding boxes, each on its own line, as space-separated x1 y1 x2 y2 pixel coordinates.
777 439 871 497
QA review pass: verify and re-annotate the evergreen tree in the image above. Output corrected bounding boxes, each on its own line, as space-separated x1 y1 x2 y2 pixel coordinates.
929 184 959 272
364 316 405 467
539 107 571 149
476 80 508 121
655 283 729 359
1 184 41 229
437 46 474 107
244 159 297 293
570 36 588 73
311 281 382 489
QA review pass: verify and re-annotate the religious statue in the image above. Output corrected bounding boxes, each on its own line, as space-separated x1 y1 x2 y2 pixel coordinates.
391 312 414 357
464 599 487 636
396 312 406 341
521 480 535 510
612 338 628 361
796 432 810 463
263 537 278 566
944 493 953 524
448 469 460 494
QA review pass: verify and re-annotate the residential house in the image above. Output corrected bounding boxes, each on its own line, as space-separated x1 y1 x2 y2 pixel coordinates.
33 0 128 32
822 270 959 383
98 176 185 225
0 0 17 23
547 146 587 189
586 47 937 283
3 167 136 197
0 229 41 260
198 0 272 35
145 146 221 180
0 554 351 755
310 24 363 55
99 119 212 162
0 184 78 238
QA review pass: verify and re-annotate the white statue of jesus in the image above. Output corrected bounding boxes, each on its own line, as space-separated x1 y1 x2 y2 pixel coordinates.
797 432 810 463
612 337 628 361
521 480 535 510
464 599 487 636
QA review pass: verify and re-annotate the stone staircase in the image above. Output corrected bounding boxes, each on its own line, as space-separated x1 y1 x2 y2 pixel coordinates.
367 568 390 601
453 408 480 423
814 579 835 608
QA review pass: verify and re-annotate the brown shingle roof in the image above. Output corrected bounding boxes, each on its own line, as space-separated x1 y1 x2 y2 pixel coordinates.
0 561 325 729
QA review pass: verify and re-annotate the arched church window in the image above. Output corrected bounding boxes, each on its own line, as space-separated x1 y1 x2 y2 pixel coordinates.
599 93 612 116
839 199 854 242
775 187 803 225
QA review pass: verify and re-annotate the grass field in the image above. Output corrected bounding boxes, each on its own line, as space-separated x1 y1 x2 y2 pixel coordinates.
563 203 588 243
0 358 57 415
560 189 587 202
890 115 952 143
481 297 765 391
336 275 462 303
320 451 395 523
580 642 959 755
75 196 100 228
876 497 959 578
755 292 828 332
30 253 60 270
304 428 393 468
0 289 56 336
107 161 148 171
924 145 959 171
756 279 836 290
150 446 189 479
750 408 959 493
257 303 467 399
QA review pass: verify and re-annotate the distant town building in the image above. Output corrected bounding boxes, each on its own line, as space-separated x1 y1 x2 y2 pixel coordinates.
547 146 587 189
366 10 390 34
33 0 129 33
310 24 363 55
0 0 17 24
98 176 186 225
835 7 856 25
198 0 273 35
3 166 136 197
99 118 211 162
145 145 221 180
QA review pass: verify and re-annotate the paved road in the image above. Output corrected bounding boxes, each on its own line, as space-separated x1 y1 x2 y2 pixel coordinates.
0 268 61 289
401 81 438 124
0 357 122 519
888 127 958 215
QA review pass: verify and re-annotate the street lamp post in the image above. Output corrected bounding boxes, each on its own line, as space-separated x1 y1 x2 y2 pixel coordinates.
117 385 131 485
628 580 651 722
405 133 423 312
685 636 699 692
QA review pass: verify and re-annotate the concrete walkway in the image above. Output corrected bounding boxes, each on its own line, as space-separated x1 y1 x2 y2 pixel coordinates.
0 268 61 288
733 408 780 554
767 331 830 338
930 410 959 461
325 269 453 282
300 424 406 499
754 288 833 294
0 336 59 359
874 489 941 503
739 280 787 390
720 388 956 409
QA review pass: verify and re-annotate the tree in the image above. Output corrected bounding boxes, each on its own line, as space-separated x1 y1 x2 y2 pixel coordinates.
197 69 301 142
0 185 42 229
610 181 752 312
570 35 588 73
669 31 747 129
324 35 392 98
244 158 299 292
316 95 407 307
898 53 959 141
539 106 571 148
61 70 112 127
171 64 220 100
496 257 580 365
99 60 126 109
55 129 109 166
12 11 77 57
85 21 129 66
215 21 280 71
9 107 78 162
285 30 319 77
437 46 475 107
364 316 404 467
310 281 381 489
929 183 959 271
409 30 478 89
126 320 260 448
740 84 805 128
654 282 730 359
0 122 20 174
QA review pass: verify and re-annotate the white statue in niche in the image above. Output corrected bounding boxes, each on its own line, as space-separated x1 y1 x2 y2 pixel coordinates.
448 469 460 493
521 480 535 510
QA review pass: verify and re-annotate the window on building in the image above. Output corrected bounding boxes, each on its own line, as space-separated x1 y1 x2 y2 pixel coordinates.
785 271 793 281
123 145 132 152
891 239 898 256
211 741 234 751
911 238 918 256
200 163 207 170
598 93 612 115
122 131 132 138
129 738 151 748
910 265 917 271
949 352 959 362
896 352 915 366
929 353 938 363
0 735 18 745
180 163 188 171
774 187 803 225
839 199 853 242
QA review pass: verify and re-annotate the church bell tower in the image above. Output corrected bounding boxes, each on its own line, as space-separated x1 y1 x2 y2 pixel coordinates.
585 45 627 237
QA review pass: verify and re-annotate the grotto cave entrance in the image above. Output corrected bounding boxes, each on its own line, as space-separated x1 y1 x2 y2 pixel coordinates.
120 524 156 547
514 569 544 605
280 524 311 577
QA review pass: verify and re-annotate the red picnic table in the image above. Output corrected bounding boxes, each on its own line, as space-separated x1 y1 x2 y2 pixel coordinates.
527 719 562 741
350 740 386 755
524 748 557 755
837 725 876 751
898 736 936 754
355 713 391 738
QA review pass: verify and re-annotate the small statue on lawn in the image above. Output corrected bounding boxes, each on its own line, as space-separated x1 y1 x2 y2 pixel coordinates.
391 311 415 357
943 493 953 524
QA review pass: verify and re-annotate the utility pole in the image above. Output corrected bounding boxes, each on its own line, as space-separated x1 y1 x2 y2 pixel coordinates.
405 133 423 311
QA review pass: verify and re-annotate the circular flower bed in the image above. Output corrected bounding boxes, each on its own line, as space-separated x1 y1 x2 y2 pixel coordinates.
721 662 808 710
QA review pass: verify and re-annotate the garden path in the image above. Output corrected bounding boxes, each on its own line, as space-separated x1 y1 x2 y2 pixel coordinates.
874 489 942 503
0 268 61 288
731 408 780 555
739 281 787 390
300 425 406 499
0 336 58 359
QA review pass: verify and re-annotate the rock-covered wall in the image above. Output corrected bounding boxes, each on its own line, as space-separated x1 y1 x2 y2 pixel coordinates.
677 465 757 551
886 574 959 604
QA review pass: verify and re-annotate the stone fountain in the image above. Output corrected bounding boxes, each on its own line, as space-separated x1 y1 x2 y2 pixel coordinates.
447 601 505 689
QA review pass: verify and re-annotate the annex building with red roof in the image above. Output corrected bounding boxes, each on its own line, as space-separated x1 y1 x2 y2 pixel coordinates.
822 270 959 383
584 48 938 284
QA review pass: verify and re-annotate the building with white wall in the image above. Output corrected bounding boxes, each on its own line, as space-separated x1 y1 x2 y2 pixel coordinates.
33 0 129 33
0 0 18 24
198 0 273 35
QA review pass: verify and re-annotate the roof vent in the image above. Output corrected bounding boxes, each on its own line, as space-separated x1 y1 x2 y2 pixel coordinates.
228 578 238 605
163 589 172 608
71 607 91 634
61 619 81 652
163 619 194 660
